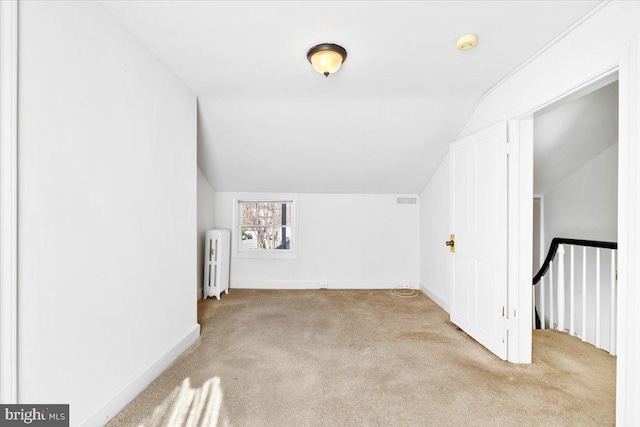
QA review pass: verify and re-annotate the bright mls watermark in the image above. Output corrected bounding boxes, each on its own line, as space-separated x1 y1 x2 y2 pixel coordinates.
0 405 68 426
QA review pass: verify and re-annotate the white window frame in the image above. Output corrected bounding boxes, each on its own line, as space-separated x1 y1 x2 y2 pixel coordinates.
232 193 298 259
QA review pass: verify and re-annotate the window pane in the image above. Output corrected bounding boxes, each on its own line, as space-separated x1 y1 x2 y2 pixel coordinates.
241 203 257 225
239 200 293 253
271 204 282 226
246 201 293 226
240 226 291 251
258 203 276 225
274 226 291 250
256 226 274 249
241 226 271 249
271 203 291 226
286 203 292 225
240 226 259 250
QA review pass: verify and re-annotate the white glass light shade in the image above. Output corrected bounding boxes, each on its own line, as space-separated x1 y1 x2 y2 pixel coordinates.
310 50 344 76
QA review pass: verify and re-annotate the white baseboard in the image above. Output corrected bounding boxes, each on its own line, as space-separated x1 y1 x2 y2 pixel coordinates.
419 284 450 313
197 285 203 300
231 280 419 290
82 323 201 427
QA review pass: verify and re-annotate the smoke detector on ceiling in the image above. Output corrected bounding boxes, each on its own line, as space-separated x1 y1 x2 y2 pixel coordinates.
457 33 478 51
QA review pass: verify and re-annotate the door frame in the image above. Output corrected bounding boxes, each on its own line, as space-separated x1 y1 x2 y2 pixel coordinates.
508 37 638 424
0 0 19 404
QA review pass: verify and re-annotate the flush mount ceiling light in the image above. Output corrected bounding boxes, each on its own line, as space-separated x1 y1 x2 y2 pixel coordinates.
457 33 478 51
306 43 347 77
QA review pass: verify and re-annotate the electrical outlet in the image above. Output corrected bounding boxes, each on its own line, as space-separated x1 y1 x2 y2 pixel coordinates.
320 282 328 289
401 283 412 289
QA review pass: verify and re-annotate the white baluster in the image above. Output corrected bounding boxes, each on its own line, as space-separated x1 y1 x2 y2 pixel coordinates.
557 245 565 332
581 246 587 342
610 250 617 355
596 248 601 349
570 245 575 336
549 260 554 329
540 277 545 330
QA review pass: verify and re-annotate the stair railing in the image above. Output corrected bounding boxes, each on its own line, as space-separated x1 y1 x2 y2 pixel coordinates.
532 238 617 355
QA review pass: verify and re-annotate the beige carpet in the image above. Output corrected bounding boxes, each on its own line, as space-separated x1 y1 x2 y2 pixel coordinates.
108 290 615 426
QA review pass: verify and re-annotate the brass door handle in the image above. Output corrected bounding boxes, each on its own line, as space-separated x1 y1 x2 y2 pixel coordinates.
445 234 455 253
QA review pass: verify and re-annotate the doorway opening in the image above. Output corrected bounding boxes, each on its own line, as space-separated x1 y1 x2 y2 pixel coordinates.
529 75 619 415
531 76 619 350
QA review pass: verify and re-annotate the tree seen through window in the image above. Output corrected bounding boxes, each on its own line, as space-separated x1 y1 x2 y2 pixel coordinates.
239 201 292 251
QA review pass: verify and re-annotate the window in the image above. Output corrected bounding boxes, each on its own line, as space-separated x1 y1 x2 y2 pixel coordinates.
235 195 296 258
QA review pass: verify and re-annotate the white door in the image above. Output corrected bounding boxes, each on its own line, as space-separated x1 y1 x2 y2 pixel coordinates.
450 121 508 360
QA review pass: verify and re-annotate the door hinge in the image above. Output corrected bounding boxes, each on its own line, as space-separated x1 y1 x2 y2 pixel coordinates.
505 142 511 155
502 306 510 330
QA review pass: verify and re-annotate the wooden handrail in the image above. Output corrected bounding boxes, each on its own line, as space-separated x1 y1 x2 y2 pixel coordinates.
532 238 617 285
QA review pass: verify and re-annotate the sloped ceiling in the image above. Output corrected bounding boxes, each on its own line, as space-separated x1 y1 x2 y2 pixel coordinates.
102 0 601 193
534 81 618 194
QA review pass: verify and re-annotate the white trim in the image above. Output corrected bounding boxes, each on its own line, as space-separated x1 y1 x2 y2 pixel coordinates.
419 285 449 313
0 0 18 404
615 35 639 427
507 119 533 364
231 280 419 290
508 38 638 423
532 71 619 119
82 324 201 427
514 66 620 121
231 193 298 260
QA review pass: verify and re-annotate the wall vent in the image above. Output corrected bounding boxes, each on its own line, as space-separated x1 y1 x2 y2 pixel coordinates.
397 197 417 204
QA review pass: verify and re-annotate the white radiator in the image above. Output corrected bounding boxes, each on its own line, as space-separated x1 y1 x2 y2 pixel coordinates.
203 229 230 300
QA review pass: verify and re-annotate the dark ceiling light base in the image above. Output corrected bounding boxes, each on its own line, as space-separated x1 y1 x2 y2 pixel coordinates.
306 43 348 77
306 43 348 62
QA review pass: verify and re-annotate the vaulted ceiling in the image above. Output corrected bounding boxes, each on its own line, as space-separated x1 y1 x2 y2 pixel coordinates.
103 0 601 193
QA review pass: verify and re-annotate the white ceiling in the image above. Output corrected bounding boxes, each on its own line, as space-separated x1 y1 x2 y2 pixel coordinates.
102 0 601 193
534 80 618 194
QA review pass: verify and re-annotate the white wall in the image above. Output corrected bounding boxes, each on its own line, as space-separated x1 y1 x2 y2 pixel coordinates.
451 1 640 422
418 154 451 311
197 168 216 299
18 2 198 425
533 81 618 194
214 193 419 289
541 143 618 349
543 144 618 250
